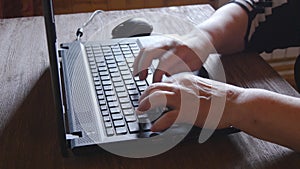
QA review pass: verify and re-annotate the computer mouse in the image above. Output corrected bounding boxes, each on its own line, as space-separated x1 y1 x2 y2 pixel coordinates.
112 18 153 38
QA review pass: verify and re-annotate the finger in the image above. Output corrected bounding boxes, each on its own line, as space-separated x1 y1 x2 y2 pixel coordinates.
152 69 166 83
133 45 171 80
138 69 148 81
164 61 192 76
139 82 177 102
138 90 177 111
152 50 182 82
133 48 147 77
151 110 178 132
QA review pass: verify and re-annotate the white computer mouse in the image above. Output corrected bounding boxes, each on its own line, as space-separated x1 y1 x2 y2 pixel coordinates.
111 18 153 38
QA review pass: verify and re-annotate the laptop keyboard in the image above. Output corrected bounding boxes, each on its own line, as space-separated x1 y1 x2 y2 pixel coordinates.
85 41 154 137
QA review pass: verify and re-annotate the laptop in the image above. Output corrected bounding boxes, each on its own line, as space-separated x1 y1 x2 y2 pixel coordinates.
43 0 238 157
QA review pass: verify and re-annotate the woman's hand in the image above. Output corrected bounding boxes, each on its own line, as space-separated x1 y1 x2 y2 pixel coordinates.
137 73 243 132
133 31 215 83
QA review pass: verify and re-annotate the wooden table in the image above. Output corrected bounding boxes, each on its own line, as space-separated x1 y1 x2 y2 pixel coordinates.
0 4 300 169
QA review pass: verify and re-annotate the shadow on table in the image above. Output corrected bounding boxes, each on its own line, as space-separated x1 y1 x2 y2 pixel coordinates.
0 68 63 169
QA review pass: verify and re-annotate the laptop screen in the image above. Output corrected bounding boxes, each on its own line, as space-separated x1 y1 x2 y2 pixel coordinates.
42 0 68 156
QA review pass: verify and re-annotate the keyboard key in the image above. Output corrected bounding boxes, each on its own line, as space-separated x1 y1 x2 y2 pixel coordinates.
94 81 101 86
102 80 112 86
103 85 113 91
101 46 110 51
109 68 118 73
124 79 134 85
110 107 121 114
97 59 106 64
115 86 126 92
90 61 96 66
112 77 122 82
104 51 113 56
123 109 134 115
112 114 123 120
119 66 128 71
111 72 121 77
117 61 127 66
119 97 130 103
115 127 127 135
97 94 104 100
137 113 148 119
100 105 108 111
108 101 119 108
105 122 112 128
106 128 114 136
92 72 99 77
99 99 106 105
121 103 132 109
136 81 147 86
124 54 133 58
113 51 122 56
127 122 140 133
128 63 134 68
130 94 139 101
123 50 132 55
101 110 109 116
107 63 117 69
117 92 128 98
120 45 130 50
101 75 110 81
115 55 125 62
125 115 137 122
96 86 103 95
95 86 103 92
99 71 109 76
107 96 117 102
121 70 131 75
128 89 139 95
94 53 104 57
114 82 124 87
126 57 135 63
123 75 132 80
132 101 139 107
126 84 136 90
95 57 105 63
90 64 97 69
91 68 98 74
106 59 115 64
93 76 100 81
103 116 111 122
138 85 148 92
113 120 125 127
105 90 114 96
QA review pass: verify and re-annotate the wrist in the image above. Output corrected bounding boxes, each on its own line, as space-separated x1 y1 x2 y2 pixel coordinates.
223 86 247 128
183 29 217 63
166 29 216 63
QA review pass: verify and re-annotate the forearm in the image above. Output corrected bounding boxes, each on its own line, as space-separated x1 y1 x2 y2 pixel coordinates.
229 88 300 151
198 3 248 54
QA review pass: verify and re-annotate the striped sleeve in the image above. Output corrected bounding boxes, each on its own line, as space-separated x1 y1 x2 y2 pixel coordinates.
247 0 288 42
228 0 288 43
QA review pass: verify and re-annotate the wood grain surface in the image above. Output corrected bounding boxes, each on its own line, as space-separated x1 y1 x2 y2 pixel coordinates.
0 4 299 169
